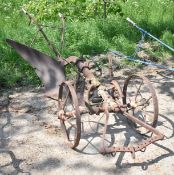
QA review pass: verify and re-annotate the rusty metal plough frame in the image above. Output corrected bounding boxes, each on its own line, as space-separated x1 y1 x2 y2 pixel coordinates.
56 57 164 157
7 38 164 158
6 10 164 158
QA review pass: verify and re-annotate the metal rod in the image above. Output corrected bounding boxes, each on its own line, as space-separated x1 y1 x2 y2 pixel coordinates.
127 56 174 71
22 8 61 57
110 50 174 72
127 18 174 52
124 112 163 138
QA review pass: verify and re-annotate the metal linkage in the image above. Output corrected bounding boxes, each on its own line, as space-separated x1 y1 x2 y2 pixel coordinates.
6 16 164 159
56 59 164 158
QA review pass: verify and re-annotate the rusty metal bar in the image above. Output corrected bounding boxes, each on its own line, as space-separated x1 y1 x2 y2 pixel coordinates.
108 54 113 78
22 8 61 58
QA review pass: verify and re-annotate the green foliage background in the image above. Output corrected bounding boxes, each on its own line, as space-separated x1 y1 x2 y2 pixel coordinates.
0 0 174 88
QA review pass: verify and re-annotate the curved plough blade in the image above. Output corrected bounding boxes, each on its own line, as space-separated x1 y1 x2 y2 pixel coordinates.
6 39 66 99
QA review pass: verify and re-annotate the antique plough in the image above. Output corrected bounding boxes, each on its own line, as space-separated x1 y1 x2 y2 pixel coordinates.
6 38 164 158
6 11 165 158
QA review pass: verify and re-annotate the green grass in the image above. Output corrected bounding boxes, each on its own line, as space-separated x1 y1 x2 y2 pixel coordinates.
0 0 174 88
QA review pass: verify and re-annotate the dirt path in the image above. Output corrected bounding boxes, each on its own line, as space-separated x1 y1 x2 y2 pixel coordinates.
0 68 174 175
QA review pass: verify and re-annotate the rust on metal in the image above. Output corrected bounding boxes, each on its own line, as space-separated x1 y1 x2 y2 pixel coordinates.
108 53 113 78
56 58 164 158
7 33 164 159
123 74 159 129
58 81 81 148
6 39 65 99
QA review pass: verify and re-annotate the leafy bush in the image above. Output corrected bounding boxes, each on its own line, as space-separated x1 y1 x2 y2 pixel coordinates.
0 0 174 88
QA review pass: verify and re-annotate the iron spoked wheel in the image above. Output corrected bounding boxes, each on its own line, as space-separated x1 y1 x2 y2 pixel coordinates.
58 81 81 148
123 74 158 134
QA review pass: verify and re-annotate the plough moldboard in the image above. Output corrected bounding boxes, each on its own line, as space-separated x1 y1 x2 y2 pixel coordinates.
6 38 164 159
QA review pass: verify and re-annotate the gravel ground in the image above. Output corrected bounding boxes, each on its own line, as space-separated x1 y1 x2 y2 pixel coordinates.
0 67 174 175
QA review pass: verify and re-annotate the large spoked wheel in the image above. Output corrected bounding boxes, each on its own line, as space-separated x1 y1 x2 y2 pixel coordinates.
123 74 158 134
58 81 81 148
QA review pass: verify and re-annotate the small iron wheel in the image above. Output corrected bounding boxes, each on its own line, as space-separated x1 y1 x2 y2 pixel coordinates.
123 74 158 134
58 81 81 148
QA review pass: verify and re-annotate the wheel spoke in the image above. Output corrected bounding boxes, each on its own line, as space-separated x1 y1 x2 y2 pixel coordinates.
134 81 143 99
66 119 77 129
123 74 158 134
135 95 152 108
62 89 70 110
136 108 154 122
140 96 152 109
128 97 132 104
135 80 143 101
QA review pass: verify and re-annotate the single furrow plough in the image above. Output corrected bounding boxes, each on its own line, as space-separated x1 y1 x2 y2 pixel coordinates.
7 38 164 158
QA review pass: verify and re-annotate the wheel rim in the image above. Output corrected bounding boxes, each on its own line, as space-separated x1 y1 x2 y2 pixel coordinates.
123 74 158 134
58 81 81 148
